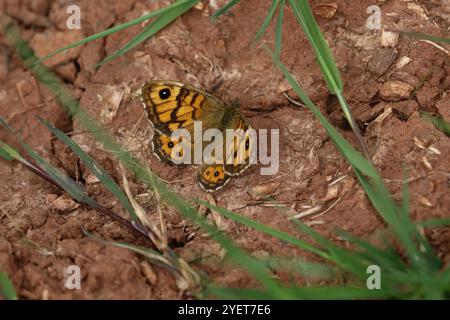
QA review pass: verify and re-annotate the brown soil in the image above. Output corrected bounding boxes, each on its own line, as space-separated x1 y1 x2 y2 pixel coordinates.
0 0 449 299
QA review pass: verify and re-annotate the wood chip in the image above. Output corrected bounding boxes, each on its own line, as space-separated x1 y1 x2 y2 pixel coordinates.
428 146 441 155
396 56 412 69
414 136 426 149
422 157 433 170
381 30 399 47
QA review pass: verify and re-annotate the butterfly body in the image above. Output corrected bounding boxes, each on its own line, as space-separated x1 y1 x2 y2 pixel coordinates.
140 80 253 192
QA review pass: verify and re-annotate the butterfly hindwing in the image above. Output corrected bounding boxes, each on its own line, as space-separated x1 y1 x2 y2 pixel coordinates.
197 164 231 192
152 132 182 163
223 111 254 176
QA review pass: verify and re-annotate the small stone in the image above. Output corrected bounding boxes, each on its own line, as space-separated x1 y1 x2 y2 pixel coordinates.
322 184 339 202
313 3 338 19
85 173 100 184
379 80 414 101
30 30 83 67
29 207 48 228
419 196 433 207
52 194 80 211
249 182 281 200
390 71 420 87
55 62 77 82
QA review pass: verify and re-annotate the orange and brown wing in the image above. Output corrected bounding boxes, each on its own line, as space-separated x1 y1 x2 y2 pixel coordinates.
197 164 231 192
141 81 206 135
224 113 254 176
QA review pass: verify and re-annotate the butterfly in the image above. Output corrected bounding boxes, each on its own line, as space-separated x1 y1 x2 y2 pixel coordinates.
140 80 253 192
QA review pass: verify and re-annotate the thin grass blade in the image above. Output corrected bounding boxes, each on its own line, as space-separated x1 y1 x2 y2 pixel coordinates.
0 272 17 300
0 140 26 162
211 0 241 21
37 117 138 222
401 31 450 45
37 0 197 64
266 47 377 178
206 285 396 299
420 112 450 136
288 0 343 92
416 217 450 228
253 0 280 43
274 0 285 58
98 0 199 66
0 118 93 205
197 199 329 259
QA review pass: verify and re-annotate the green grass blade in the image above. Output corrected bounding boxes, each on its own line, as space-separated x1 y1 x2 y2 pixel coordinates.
206 285 396 299
440 267 450 287
288 0 343 93
199 199 371 280
263 256 337 280
0 140 25 162
337 230 407 272
416 217 450 228
0 118 94 205
0 136 87 194
37 117 138 222
266 47 376 178
288 0 368 158
274 0 285 58
354 169 440 271
0 272 18 300
401 31 450 45
198 200 329 259
98 0 199 66
211 0 241 21
253 0 280 43
420 112 450 136
37 0 197 64
205 286 276 299
285 286 398 299
293 221 370 279
400 170 440 270
83 230 169 268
